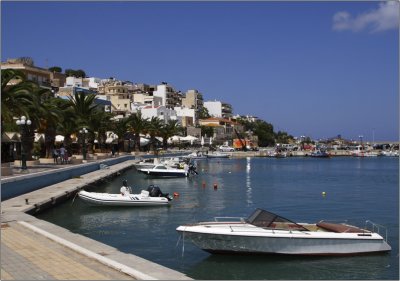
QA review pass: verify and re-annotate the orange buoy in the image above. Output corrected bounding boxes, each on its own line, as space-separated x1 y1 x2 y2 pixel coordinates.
173 192 179 197
202 181 206 188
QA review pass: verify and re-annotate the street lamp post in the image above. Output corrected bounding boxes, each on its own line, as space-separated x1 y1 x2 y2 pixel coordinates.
79 128 88 160
16 116 32 170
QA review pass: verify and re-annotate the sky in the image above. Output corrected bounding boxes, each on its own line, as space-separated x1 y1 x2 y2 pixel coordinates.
2 1 399 141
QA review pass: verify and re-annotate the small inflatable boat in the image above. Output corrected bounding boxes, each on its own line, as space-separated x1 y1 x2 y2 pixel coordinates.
78 186 172 207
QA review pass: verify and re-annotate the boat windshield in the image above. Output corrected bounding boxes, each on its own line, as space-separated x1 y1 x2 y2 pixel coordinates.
246 209 308 231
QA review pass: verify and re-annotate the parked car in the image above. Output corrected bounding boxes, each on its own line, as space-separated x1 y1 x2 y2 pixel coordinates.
219 145 235 152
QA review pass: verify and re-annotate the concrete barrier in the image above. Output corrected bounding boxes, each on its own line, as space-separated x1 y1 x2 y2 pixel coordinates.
1 155 135 201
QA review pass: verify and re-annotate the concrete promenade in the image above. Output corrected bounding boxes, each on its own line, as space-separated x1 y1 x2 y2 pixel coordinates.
1 155 192 280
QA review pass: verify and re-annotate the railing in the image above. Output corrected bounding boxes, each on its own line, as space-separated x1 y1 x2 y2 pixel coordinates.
365 220 388 242
214 217 245 222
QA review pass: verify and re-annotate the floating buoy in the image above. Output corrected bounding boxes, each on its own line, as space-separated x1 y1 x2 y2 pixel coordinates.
213 183 218 189
322 191 326 196
173 192 180 197
202 181 206 188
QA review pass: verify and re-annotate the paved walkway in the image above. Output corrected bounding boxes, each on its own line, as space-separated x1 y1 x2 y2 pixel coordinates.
1 221 134 280
1 155 192 280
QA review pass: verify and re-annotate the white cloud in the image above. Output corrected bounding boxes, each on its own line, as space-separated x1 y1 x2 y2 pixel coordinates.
333 2 399 33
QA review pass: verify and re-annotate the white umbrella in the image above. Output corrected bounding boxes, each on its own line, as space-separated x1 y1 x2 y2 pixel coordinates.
55 135 64 142
180 135 198 141
201 136 204 147
140 137 150 146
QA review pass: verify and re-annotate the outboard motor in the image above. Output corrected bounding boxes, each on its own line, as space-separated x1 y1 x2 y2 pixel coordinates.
147 185 173 201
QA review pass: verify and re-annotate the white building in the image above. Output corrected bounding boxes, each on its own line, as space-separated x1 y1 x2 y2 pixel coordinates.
153 83 182 109
174 106 196 127
65 77 101 90
140 105 179 124
204 100 233 119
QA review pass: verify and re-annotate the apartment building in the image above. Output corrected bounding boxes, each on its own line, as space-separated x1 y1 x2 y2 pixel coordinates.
199 117 244 142
203 100 233 119
174 106 195 127
140 105 179 124
153 83 182 109
98 80 134 117
1 58 66 90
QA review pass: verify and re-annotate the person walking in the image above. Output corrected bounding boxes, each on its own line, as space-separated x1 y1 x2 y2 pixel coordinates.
52 147 58 164
59 145 66 164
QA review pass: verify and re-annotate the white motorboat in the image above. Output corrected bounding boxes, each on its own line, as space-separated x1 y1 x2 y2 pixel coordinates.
176 209 391 255
351 145 378 157
185 151 207 160
133 158 161 170
138 164 196 177
380 150 399 157
206 152 230 159
78 186 172 206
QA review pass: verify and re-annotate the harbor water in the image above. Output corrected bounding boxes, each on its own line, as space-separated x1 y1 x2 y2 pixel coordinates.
37 157 399 280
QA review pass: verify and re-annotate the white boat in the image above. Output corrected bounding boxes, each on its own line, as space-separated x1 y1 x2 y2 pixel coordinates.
351 145 378 157
78 189 172 206
185 151 207 160
176 209 391 255
133 158 161 170
206 152 230 159
138 164 195 177
380 150 399 157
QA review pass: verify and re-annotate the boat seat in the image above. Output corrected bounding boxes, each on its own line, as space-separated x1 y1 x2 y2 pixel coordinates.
316 221 365 233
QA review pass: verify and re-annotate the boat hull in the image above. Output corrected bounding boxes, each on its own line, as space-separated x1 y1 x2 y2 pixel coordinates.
177 226 391 255
78 191 170 206
138 169 188 177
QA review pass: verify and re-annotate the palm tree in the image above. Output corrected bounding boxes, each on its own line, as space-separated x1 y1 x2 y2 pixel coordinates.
67 90 98 127
67 90 99 154
128 112 148 152
1 69 37 134
146 117 163 153
111 117 130 152
35 88 63 158
159 120 181 150
89 110 114 152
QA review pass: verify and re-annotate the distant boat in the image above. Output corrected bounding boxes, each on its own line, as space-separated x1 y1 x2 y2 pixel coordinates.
310 149 330 158
352 145 378 157
380 150 399 157
176 208 391 256
206 152 230 159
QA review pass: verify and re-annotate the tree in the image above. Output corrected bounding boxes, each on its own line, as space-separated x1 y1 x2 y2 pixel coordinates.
146 117 163 153
35 87 62 158
65 69 86 78
1 69 37 131
200 126 214 138
89 110 114 152
159 120 181 150
111 117 130 152
49 66 62 73
128 112 149 152
198 107 211 119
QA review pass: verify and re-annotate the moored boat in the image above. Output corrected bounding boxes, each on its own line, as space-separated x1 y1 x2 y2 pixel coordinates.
310 149 330 158
138 164 197 177
78 186 172 207
206 152 230 159
176 208 391 255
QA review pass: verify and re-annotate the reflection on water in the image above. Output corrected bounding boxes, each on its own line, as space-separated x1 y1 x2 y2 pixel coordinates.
246 157 252 206
37 157 399 280
188 253 392 280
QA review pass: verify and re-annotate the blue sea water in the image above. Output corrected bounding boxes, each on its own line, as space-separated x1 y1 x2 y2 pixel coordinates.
37 157 399 280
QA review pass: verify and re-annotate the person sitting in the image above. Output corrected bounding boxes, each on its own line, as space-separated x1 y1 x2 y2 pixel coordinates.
120 180 131 196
